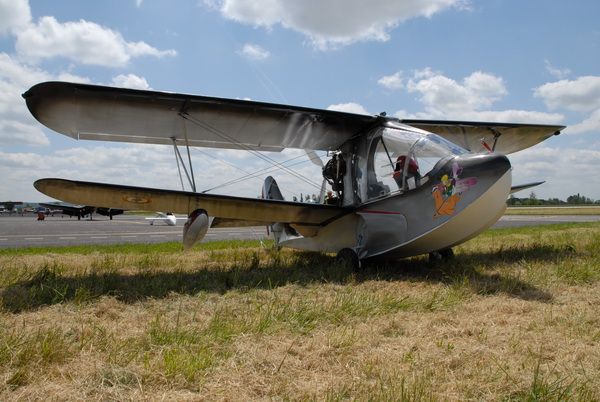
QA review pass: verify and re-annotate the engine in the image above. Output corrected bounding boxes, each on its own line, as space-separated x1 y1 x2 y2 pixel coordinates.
182 209 209 250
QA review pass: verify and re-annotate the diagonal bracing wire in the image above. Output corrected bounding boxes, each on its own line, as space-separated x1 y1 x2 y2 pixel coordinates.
179 112 324 190
201 151 326 193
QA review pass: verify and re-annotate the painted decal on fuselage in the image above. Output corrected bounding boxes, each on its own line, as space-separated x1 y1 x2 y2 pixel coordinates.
432 161 477 217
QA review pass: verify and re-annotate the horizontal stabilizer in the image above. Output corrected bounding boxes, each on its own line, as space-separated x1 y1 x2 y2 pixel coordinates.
33 178 350 226
510 181 545 194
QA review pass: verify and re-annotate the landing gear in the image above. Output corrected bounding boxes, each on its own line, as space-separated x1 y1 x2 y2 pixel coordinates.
336 248 361 271
429 248 454 262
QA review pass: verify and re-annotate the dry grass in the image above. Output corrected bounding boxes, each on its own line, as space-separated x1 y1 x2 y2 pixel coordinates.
1 223 599 400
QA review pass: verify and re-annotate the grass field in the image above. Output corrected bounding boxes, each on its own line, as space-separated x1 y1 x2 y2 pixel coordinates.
505 206 600 215
1 223 599 400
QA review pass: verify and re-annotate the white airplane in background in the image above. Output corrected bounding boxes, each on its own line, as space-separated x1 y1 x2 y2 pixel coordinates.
26 81 563 269
145 212 185 226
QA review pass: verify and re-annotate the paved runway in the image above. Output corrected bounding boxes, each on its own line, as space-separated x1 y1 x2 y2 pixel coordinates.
0 215 268 248
0 213 598 248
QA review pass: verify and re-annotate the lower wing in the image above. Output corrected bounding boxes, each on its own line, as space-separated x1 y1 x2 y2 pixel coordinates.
34 178 350 227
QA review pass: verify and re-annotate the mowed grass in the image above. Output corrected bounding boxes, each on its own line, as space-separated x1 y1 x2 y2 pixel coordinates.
505 206 600 215
1 223 599 400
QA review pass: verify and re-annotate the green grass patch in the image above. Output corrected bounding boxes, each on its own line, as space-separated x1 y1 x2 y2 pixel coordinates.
1 222 600 399
0 238 273 257
505 206 600 215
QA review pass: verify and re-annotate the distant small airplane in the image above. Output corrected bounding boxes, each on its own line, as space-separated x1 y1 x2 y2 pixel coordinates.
0 201 22 214
26 81 564 268
39 202 124 220
145 212 185 226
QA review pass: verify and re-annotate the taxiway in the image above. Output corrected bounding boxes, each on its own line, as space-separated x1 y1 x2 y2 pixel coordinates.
0 214 598 248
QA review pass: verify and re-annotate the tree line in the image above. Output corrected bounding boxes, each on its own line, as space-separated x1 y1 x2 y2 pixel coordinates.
507 192 600 206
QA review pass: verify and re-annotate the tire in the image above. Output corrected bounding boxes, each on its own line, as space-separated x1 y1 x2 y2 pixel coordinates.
336 248 361 271
429 248 454 262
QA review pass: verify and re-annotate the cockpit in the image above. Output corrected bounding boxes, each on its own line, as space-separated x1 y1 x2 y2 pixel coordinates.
355 123 467 202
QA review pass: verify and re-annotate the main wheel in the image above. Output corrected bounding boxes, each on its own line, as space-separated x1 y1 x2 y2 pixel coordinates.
429 247 454 262
336 248 361 271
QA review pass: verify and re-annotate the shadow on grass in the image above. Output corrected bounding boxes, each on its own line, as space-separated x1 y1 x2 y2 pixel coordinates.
1 243 560 312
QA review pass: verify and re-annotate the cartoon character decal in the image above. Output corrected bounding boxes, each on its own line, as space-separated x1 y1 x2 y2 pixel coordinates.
432 161 477 217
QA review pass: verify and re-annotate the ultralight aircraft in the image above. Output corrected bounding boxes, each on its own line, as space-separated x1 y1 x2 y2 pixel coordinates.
146 212 184 226
24 82 563 268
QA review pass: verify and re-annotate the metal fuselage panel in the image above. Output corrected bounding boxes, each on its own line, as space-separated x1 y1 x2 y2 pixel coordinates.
279 152 511 259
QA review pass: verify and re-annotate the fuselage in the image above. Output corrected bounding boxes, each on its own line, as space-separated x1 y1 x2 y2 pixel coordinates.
276 122 512 260
147 213 178 226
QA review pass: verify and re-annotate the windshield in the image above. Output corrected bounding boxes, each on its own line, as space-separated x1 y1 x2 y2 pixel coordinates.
367 127 466 198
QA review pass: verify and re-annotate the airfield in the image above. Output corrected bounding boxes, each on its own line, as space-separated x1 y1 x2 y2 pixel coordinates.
0 213 599 248
0 214 267 248
1 214 599 399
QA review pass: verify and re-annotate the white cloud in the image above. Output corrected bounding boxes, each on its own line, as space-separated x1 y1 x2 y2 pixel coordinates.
544 60 571 80
533 76 600 135
15 16 176 67
239 43 270 61
111 73 151 90
0 53 52 146
566 109 600 135
534 76 600 113
377 71 403 90
0 53 91 147
135 0 143 7
0 0 31 35
509 144 600 200
395 68 563 124
209 0 466 49
0 144 325 202
0 120 48 147
327 102 370 115
407 69 507 113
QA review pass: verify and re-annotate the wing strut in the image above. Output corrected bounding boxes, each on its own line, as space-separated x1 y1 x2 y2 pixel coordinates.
171 136 197 192
490 128 502 152
180 111 197 192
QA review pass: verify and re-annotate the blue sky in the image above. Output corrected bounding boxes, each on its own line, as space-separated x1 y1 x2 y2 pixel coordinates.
1 0 599 202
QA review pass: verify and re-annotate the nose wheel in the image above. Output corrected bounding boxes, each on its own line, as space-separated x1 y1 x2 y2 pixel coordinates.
429 248 454 262
336 248 361 271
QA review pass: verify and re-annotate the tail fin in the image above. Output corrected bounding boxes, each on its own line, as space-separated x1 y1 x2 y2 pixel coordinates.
262 176 300 244
262 176 284 200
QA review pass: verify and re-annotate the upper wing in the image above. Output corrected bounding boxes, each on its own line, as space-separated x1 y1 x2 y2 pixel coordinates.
34 178 351 227
402 120 564 154
23 81 377 152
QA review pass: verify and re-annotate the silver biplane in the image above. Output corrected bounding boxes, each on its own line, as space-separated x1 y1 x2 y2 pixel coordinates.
24 82 563 268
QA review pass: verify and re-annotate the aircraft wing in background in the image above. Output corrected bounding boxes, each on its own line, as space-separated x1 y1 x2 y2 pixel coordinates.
38 202 124 219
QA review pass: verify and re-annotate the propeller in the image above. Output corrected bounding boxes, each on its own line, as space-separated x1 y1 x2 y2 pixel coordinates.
305 150 327 203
